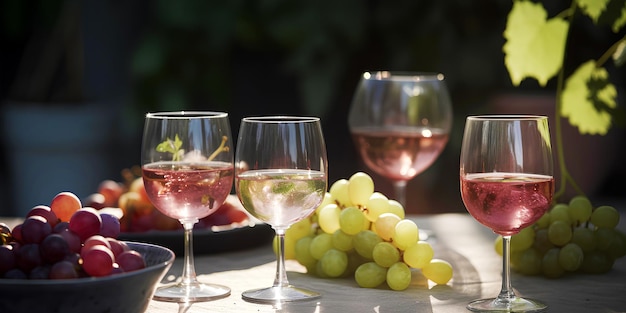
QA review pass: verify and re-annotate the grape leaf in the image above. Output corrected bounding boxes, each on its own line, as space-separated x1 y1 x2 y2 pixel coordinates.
503 1 569 86
612 2 626 32
156 134 184 161
576 0 610 23
560 61 617 135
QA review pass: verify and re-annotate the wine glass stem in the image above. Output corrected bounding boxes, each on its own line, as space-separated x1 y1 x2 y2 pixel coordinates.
498 235 516 302
181 219 199 286
273 229 290 288
392 181 408 207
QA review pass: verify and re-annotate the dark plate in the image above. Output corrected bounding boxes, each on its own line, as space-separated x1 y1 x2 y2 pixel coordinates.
118 223 275 256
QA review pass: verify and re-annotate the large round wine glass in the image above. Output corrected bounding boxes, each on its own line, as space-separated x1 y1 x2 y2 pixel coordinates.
348 71 453 209
235 116 328 303
460 115 553 312
141 111 233 303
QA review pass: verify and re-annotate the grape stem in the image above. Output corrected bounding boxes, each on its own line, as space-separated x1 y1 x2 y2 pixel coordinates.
207 136 230 161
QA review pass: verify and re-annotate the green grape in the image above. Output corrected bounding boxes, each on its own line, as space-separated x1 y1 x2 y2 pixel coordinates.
314 259 329 278
494 236 503 256
364 192 390 222
548 220 572 246
392 219 419 250
332 229 354 252
315 192 334 215
346 251 369 277
373 213 401 241
387 200 405 219
594 227 617 251
295 236 317 269
348 172 374 206
541 248 565 278
558 243 584 271
422 259 453 285
590 205 620 229
535 212 550 229
309 233 333 260
339 206 367 235
372 242 400 267
329 179 353 207
353 230 383 259
403 241 434 269
580 250 614 274
318 203 341 234
511 248 542 275
511 226 535 252
549 203 571 225
533 228 555 254
354 262 387 288
571 227 596 253
320 249 349 277
567 196 593 225
386 262 412 291
607 230 626 260
286 217 312 240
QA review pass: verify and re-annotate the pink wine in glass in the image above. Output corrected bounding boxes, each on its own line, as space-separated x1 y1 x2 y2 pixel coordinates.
460 173 554 236
351 126 449 181
236 169 326 228
143 161 234 221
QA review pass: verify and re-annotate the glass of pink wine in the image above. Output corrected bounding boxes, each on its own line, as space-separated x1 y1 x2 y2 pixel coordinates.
348 71 453 211
235 116 328 303
141 111 234 303
460 115 554 312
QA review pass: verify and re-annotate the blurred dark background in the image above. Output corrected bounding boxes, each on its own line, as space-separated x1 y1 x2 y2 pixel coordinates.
1 0 624 217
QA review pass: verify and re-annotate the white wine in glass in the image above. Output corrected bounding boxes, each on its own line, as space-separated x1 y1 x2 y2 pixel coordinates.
235 116 328 303
348 71 453 209
142 111 234 303
460 115 554 312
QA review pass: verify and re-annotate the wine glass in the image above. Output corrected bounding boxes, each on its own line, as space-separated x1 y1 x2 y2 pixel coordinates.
235 116 328 303
460 115 554 312
141 111 234 303
348 71 453 210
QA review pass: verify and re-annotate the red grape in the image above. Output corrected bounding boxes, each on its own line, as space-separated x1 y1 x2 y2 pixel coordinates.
82 235 111 257
69 208 102 242
57 228 81 253
83 193 106 210
49 260 79 279
81 245 114 277
116 250 146 272
98 180 124 207
50 191 82 222
11 224 23 243
26 205 60 228
40 234 70 263
99 212 121 239
107 238 129 257
21 216 52 244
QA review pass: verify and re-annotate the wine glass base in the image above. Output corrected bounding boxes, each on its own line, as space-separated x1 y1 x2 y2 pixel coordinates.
467 297 547 312
242 286 320 304
153 282 231 303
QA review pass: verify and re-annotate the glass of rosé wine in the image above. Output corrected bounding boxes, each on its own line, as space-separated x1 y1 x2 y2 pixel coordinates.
348 71 453 210
235 116 328 303
141 111 234 303
460 115 554 312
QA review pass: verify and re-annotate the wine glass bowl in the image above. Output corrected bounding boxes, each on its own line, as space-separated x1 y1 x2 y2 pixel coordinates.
141 111 234 303
235 116 328 303
348 71 453 208
460 115 553 312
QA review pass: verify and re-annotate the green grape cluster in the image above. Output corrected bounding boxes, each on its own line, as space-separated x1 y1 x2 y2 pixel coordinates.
280 172 453 291
495 195 626 278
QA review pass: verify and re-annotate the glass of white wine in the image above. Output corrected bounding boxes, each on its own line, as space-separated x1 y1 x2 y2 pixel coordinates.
235 116 328 303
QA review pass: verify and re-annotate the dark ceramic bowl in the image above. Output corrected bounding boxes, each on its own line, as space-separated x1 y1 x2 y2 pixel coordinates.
0 242 174 313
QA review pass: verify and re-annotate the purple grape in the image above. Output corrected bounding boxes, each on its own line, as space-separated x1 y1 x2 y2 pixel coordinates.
49 260 79 279
57 228 81 254
99 213 121 238
29 265 51 279
26 205 60 228
21 216 52 244
40 234 70 264
16 243 42 272
3 268 27 279
52 221 70 233
0 245 16 274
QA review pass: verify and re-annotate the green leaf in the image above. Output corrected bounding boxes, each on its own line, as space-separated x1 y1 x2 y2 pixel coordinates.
503 1 569 86
576 0 610 23
612 2 626 32
560 61 617 135
156 134 184 161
